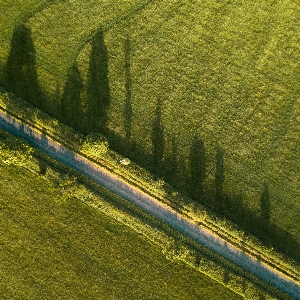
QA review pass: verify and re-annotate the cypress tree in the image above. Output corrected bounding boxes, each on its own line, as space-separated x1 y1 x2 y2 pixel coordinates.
86 28 110 133
5 24 42 107
61 62 84 132
189 136 206 203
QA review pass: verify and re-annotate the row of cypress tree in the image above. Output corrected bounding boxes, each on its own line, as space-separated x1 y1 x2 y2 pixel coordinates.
60 28 110 134
4 23 298 263
2 24 110 136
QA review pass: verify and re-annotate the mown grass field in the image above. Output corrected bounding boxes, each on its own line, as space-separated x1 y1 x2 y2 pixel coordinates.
83 0 300 242
0 0 299 269
0 154 244 299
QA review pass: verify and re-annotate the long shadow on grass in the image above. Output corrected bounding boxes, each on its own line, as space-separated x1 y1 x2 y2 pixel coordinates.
85 28 110 134
60 62 85 133
4 24 44 109
152 99 165 178
189 136 206 205
164 135 178 187
225 188 300 263
124 36 132 145
215 146 225 212
260 182 270 228
0 64 5 89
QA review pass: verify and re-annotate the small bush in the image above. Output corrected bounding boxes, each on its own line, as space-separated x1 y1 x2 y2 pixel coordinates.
81 132 109 158
0 134 33 166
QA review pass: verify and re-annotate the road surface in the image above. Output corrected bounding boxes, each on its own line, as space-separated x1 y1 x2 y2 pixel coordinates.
0 110 299 299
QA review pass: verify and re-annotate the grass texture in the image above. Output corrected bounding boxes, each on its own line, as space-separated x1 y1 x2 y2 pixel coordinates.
0 123 293 299
3 0 296 243
0 150 243 299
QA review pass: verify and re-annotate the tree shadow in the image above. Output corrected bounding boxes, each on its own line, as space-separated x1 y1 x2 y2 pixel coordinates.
164 135 178 187
47 81 62 121
223 187 300 263
189 136 206 204
260 182 270 228
229 190 244 223
0 64 5 88
60 62 84 133
85 27 110 134
38 158 47 175
4 24 44 109
215 146 225 211
152 99 164 178
124 36 132 145
176 156 190 195
223 268 230 286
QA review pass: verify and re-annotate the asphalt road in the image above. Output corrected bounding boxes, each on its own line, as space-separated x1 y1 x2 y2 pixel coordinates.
0 111 299 299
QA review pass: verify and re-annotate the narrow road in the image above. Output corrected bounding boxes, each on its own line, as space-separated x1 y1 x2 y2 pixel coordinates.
0 111 299 299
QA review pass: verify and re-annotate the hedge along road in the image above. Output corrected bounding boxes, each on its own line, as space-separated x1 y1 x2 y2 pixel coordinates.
0 111 299 299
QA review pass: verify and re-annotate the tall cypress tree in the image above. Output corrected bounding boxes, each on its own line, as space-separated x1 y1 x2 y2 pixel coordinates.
5 24 42 107
61 62 84 132
86 28 110 133
215 146 225 210
189 136 206 203
152 99 164 177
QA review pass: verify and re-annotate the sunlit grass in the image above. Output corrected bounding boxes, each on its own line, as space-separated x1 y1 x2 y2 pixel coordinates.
0 152 244 299
1 90 299 285
2 0 298 242
77 0 300 242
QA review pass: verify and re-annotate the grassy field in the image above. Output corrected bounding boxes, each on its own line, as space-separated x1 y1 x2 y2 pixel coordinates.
0 134 245 299
0 0 296 244
84 0 300 242
0 0 299 274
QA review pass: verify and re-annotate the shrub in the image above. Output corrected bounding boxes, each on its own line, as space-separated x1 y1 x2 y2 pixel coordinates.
0 134 33 166
81 132 109 158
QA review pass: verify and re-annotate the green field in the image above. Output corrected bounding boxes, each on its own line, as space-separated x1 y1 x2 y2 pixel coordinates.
0 155 243 299
0 0 297 244
0 0 299 275
78 0 300 243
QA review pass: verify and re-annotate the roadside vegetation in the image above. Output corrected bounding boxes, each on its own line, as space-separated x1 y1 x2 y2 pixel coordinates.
0 128 292 299
0 130 244 300
0 96 297 299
